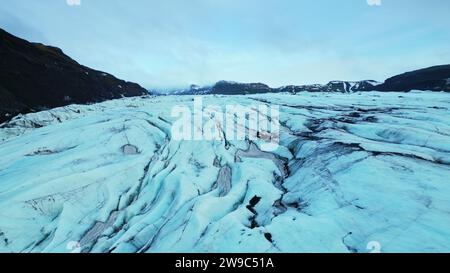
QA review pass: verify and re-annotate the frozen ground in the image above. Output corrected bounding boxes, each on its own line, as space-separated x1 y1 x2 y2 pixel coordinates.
0 91 449 253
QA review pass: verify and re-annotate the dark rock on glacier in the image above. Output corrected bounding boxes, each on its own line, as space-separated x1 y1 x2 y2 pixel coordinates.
0 28 148 124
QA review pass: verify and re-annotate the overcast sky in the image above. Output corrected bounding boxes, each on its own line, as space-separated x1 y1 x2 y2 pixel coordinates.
1 0 449 89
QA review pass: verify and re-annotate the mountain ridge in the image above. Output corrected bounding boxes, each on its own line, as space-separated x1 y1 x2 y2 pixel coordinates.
172 65 450 95
2 28 450 124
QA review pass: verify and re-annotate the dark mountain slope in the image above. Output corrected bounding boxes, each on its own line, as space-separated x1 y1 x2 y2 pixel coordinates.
375 65 450 92
0 28 148 123
211 81 272 95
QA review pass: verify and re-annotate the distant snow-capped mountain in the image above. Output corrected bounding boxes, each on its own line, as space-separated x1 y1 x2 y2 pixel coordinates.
277 80 382 93
172 84 213 95
170 65 450 96
211 81 272 95
171 80 382 95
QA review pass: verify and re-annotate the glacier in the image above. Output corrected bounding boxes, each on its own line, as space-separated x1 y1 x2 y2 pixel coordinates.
0 91 449 253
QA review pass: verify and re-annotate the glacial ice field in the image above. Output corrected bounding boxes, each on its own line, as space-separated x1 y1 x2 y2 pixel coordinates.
0 91 449 253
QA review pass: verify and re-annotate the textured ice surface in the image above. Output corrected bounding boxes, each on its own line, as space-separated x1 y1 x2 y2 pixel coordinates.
0 91 449 253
